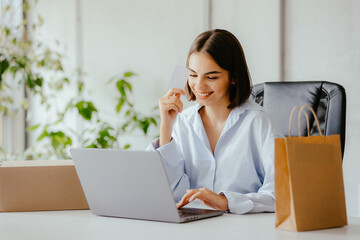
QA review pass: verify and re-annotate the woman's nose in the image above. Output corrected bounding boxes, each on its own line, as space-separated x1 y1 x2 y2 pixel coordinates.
195 77 207 90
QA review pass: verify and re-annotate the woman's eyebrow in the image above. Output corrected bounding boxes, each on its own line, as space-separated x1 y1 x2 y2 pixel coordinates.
187 68 221 75
187 67 196 73
204 71 221 75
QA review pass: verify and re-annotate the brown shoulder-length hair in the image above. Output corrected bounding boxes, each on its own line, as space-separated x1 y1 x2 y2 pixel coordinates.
185 29 252 109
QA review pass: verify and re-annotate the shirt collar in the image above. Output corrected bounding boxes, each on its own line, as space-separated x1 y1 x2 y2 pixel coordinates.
231 97 264 116
186 97 263 122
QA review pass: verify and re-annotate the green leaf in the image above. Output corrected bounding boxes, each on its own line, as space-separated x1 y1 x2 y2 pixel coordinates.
62 77 69 84
116 80 126 97
124 144 131 149
53 118 63 125
64 101 74 113
116 98 125 113
10 66 19 74
96 130 112 148
139 120 150 135
75 101 98 120
123 71 135 78
51 135 62 149
149 117 158 126
5 27 10 36
16 56 28 68
125 81 132 92
37 130 48 141
0 59 10 83
121 123 129 131
35 77 43 87
78 81 84 92
37 59 45 67
26 74 34 89
86 143 98 148
48 131 72 151
23 1 30 13
26 124 40 131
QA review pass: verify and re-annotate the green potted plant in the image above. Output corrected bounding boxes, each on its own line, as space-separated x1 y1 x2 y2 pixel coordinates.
0 2 159 160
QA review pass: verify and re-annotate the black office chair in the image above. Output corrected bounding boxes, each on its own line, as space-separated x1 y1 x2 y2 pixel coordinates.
252 81 346 158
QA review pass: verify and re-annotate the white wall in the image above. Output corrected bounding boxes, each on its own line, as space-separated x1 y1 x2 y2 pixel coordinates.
30 0 360 216
211 0 281 84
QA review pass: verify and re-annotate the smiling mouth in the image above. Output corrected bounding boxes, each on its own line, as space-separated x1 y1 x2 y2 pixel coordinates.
197 91 213 97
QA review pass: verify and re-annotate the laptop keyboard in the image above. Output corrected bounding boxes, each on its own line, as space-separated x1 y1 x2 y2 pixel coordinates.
178 208 213 217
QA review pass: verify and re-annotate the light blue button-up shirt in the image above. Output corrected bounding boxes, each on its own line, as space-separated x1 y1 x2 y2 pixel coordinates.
147 99 277 214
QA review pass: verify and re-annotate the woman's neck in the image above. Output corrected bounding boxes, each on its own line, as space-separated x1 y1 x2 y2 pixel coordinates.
200 104 232 123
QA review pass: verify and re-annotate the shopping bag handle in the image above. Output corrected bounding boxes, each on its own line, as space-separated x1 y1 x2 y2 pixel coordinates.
288 105 323 137
299 105 323 136
289 106 310 136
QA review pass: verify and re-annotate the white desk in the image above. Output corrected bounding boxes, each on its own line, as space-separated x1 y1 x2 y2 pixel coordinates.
0 210 359 240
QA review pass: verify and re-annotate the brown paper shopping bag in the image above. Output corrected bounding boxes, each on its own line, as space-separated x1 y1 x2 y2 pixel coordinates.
275 105 347 231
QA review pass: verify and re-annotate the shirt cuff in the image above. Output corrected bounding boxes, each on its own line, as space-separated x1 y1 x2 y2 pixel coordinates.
156 138 181 168
146 138 160 151
220 191 254 214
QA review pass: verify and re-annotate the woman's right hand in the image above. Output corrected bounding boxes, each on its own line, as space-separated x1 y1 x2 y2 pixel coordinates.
159 88 185 147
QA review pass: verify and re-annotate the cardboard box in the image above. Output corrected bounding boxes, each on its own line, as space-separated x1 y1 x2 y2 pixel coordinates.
0 160 89 212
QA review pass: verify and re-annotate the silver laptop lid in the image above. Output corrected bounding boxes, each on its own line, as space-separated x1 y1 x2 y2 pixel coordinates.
70 148 180 222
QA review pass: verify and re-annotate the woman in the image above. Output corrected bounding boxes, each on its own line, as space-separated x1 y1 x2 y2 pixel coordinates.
147 29 276 214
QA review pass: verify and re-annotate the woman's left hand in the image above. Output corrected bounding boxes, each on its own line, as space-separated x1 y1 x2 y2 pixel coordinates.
176 188 229 211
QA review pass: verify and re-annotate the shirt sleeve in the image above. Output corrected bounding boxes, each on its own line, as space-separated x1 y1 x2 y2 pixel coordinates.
146 119 190 202
219 120 276 214
220 191 274 214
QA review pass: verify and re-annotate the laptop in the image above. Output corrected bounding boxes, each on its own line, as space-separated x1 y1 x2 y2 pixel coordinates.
70 148 224 223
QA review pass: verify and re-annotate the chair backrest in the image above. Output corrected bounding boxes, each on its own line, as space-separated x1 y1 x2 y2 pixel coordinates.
252 81 346 157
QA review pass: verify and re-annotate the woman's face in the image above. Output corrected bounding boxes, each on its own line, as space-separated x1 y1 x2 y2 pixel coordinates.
188 51 231 108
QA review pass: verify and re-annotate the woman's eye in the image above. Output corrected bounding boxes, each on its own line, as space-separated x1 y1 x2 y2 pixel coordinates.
189 74 197 77
208 76 218 80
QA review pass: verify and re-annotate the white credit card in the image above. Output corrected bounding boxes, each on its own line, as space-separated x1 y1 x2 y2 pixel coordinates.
168 65 189 90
